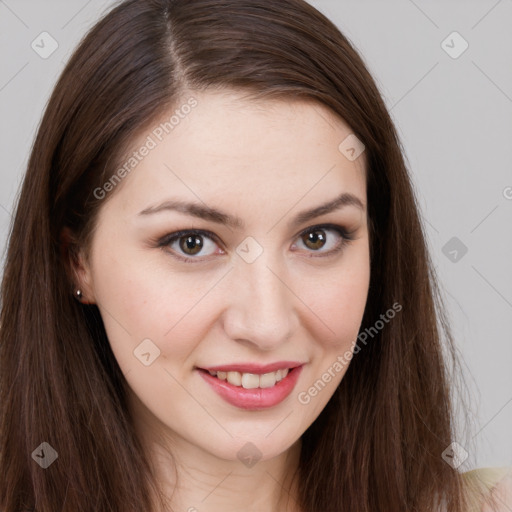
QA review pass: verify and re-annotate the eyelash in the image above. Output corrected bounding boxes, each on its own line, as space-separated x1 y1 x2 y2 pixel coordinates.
157 223 356 263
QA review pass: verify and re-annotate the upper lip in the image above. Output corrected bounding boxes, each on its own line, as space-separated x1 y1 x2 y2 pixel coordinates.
198 361 304 374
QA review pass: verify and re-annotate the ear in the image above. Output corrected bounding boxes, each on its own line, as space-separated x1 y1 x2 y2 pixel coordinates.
60 227 96 305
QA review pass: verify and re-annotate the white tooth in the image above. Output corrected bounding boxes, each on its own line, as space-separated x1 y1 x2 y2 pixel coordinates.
275 369 283 382
217 371 227 380
259 372 277 388
208 370 217 376
226 371 242 386
241 373 260 389
280 368 289 379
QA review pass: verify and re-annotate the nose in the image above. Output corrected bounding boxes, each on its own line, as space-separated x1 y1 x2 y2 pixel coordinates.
221 255 298 351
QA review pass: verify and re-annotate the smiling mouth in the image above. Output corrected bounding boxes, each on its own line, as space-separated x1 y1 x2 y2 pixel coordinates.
198 368 291 389
196 365 304 410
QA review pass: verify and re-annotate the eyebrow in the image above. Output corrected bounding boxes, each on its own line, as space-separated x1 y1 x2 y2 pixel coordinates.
137 192 365 230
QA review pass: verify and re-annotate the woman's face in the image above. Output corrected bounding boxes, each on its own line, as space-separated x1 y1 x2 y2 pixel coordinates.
75 90 370 463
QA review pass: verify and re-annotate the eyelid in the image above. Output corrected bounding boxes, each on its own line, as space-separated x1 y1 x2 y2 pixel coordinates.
160 228 222 246
295 222 354 241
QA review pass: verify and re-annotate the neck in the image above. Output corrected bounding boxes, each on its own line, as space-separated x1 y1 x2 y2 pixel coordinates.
145 432 303 512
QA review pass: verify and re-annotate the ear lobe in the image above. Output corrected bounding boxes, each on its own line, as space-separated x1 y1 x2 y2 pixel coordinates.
60 227 95 304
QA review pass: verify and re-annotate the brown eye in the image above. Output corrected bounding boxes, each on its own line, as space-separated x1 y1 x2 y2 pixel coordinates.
160 230 220 261
179 234 204 255
302 229 327 250
293 224 353 257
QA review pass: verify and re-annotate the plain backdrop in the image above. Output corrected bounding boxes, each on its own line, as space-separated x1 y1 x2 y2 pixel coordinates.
0 0 511 471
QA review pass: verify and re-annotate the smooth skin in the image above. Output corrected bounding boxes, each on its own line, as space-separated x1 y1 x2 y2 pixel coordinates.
69 90 371 512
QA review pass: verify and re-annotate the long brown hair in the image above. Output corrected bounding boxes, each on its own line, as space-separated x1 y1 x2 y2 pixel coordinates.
1 0 478 510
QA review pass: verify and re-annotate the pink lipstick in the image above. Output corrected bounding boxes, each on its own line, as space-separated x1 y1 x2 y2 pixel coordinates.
196 362 304 410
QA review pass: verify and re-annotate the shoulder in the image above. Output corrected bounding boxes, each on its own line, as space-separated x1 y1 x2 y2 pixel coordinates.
461 466 512 512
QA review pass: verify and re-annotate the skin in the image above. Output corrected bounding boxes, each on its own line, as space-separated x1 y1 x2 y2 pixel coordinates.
69 90 370 512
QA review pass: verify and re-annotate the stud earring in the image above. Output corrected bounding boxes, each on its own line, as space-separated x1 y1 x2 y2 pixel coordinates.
75 289 83 301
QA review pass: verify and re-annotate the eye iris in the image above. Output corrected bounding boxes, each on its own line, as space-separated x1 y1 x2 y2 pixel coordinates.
179 234 203 255
303 229 326 250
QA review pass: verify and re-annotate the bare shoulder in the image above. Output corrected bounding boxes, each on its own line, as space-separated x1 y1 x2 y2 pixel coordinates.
462 466 512 512
481 467 512 512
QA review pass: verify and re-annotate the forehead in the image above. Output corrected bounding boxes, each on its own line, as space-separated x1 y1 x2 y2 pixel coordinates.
101 90 367 219
178 90 360 152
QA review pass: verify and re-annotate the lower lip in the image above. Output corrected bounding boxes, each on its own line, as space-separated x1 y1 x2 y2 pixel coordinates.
197 366 303 410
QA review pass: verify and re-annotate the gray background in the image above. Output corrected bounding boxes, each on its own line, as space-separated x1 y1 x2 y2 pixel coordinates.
1 0 511 470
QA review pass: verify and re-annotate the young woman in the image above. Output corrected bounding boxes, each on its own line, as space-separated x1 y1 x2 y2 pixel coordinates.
1 0 510 511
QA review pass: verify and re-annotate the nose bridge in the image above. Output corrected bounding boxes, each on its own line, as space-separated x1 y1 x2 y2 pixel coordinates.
223 250 296 347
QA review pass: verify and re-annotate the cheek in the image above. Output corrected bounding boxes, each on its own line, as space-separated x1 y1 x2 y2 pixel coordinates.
293 258 369 415
90 245 211 368
297 253 370 350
